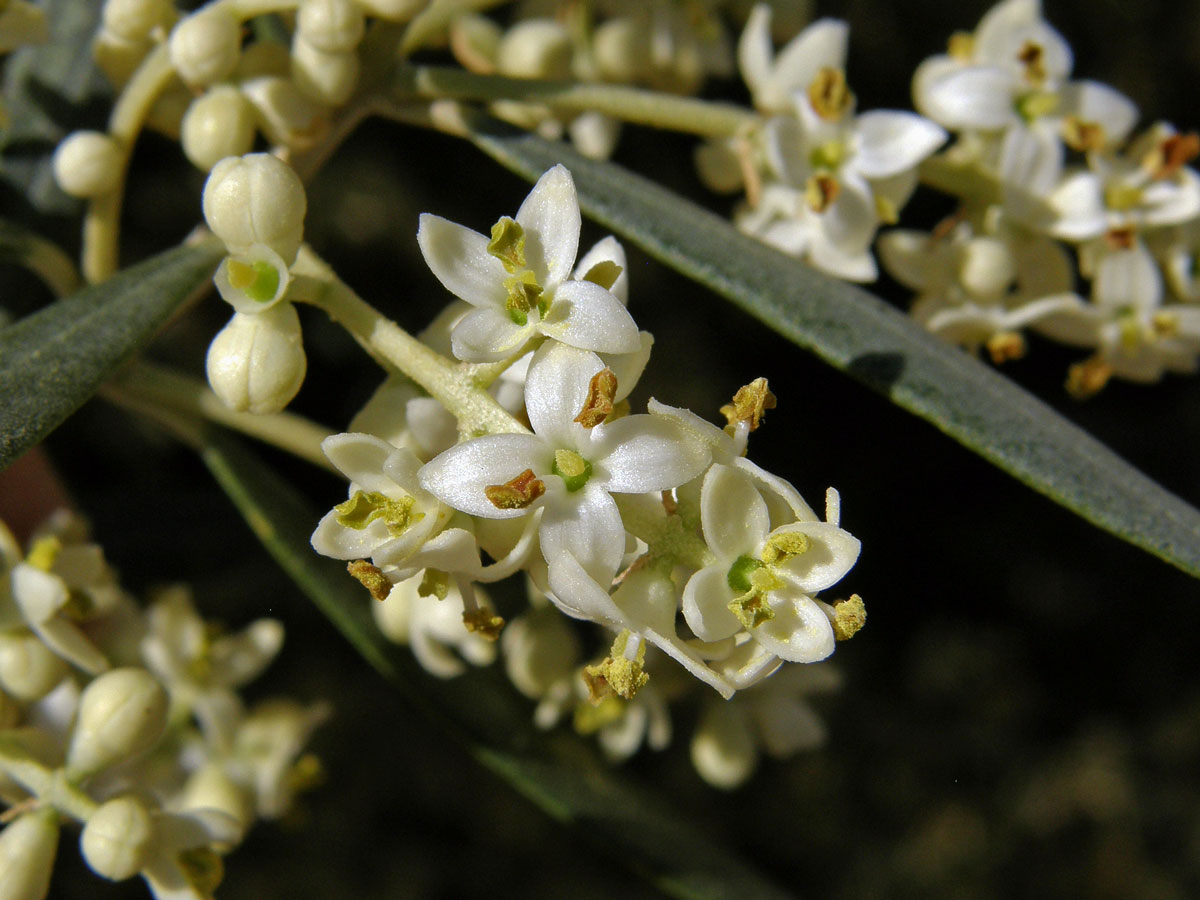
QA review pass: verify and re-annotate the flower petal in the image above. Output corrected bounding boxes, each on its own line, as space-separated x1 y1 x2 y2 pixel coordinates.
450 306 531 362
321 432 397 494
540 484 624 589
700 463 769 559
416 214 508 308
854 111 945 179
681 564 743 642
752 590 835 662
516 165 581 287
524 341 604 444
593 415 711 493
419 433 549 518
918 65 1018 131
772 521 861 592
540 279 640 354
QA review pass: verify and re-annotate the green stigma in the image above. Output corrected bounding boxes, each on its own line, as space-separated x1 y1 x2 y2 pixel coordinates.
726 554 764 594
552 450 592 492
226 258 281 304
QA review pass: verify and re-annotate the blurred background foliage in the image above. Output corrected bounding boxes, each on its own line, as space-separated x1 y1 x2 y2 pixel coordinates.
5 0 1200 898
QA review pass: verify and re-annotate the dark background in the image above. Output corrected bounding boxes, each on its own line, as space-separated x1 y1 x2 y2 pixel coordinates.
7 0 1200 897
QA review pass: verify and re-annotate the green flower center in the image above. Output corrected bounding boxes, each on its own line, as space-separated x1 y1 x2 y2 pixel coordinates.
726 555 763 594
551 449 592 492
226 258 281 304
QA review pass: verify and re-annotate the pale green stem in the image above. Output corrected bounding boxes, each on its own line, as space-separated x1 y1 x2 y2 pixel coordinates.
288 246 528 437
394 65 760 138
460 334 545 390
397 0 514 58
82 0 304 283
0 738 98 823
102 361 337 471
613 495 713 570
0 220 80 297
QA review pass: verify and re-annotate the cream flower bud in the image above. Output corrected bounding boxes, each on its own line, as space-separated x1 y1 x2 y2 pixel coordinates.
101 0 173 43
959 237 1016 298
202 153 306 263
182 85 258 171
206 303 307 414
92 29 150 89
690 701 757 790
52 131 123 198
67 667 168 778
145 83 193 140
501 608 580 698
80 795 155 881
449 14 501 73
241 76 328 150
179 764 254 833
0 809 59 900
296 0 365 54
0 631 69 702
495 20 572 80
592 18 646 83
355 0 426 21
290 38 361 106
168 7 242 88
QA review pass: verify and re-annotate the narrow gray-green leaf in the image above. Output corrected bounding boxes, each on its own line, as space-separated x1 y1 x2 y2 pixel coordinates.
0 240 223 471
469 127 1200 580
201 429 799 900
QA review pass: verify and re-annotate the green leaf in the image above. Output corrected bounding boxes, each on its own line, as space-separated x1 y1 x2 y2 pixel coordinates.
0 240 223 471
1 0 108 215
200 429 800 900
468 127 1200 580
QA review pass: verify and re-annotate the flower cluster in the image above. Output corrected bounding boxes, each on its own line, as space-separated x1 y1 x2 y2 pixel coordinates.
880 0 1200 394
310 165 863 784
0 513 325 900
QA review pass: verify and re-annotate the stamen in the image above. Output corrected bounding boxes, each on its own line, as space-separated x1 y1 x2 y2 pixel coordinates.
574 368 619 427
1066 356 1114 399
582 630 649 701
986 331 1026 364
487 216 527 272
347 560 391 601
1016 40 1047 84
720 377 776 433
334 490 420 537
831 594 866 640
484 469 546 509
807 67 852 120
1062 116 1106 153
805 173 840 212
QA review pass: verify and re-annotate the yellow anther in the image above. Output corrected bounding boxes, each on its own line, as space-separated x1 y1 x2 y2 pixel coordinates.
986 331 1026 364
947 31 974 61
583 631 649 701
1104 225 1136 251
417 568 450 600
581 259 623 290
720 377 777 433
1066 356 1114 399
347 559 391 601
226 258 257 290
728 589 776 630
807 67 852 121
1144 132 1200 180
1015 90 1058 122
334 490 420 537
875 193 899 225
1103 182 1143 214
805 173 841 212
574 368 619 427
1016 40 1047 84
554 449 587 478
761 531 810 566
1152 311 1180 337
487 216 527 272
25 535 61 572
574 694 625 733
484 469 545 510
832 594 866 641
1062 116 1106 153
463 607 505 640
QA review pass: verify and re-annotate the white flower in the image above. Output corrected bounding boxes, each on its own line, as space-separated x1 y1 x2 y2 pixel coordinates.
417 165 640 362
311 433 454 571
419 342 710 621
682 463 858 662
738 7 847 115
225 699 330 820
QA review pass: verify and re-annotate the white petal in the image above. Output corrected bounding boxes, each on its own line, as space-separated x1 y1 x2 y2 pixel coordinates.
690 701 757 789
736 4 773 104
772 521 860 592
919 66 1019 130
310 508 394 559
539 485 624 589
751 695 826 756
545 539 626 625
450 306 532 362
853 111 946 179
1058 80 1138 145
1046 171 1106 241
602 332 653 402
574 235 629 305
1094 243 1161 312
416 214 508 308
763 18 848 112
516 165 580 287
700 464 769 559
418 433 548 518
752 591 835 662
681 564 743 642
999 120 1062 196
321 432 399 494
540 279 640 354
524 341 603 444
592 415 711 494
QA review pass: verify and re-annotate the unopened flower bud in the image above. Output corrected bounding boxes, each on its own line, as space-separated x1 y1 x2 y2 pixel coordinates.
959 237 1016 298
355 0 426 21
202 153 306 263
67 667 168 778
145 83 194 140
495 19 572 80
290 38 361 106
182 85 258 171
690 702 756 790
0 809 59 900
592 18 646 83
241 76 328 151
449 14 501 73
92 29 151 89
0 631 69 702
168 7 242 88
206 303 307 414
297 0 365 54
501 608 580 698
81 795 155 881
180 764 254 833
101 0 173 43
52 131 123 198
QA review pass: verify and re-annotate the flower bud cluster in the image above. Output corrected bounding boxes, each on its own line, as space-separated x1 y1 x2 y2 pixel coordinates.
310 165 863 785
0 513 325 900
202 152 309 414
